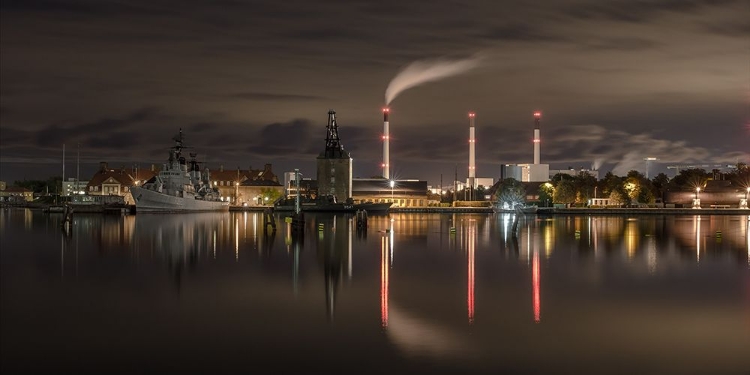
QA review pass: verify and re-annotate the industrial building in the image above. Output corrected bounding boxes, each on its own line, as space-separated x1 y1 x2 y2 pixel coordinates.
502 112 550 182
283 109 429 207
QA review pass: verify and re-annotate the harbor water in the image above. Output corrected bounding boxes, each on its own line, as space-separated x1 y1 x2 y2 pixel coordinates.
1 209 749 374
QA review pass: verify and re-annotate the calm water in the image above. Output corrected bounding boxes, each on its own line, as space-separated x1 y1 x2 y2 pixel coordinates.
1 209 749 374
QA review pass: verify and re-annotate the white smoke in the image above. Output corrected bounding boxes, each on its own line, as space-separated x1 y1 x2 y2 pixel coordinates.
592 157 604 171
385 55 484 105
538 124 749 176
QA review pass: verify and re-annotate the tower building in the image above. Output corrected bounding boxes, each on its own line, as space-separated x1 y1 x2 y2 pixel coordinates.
317 110 353 203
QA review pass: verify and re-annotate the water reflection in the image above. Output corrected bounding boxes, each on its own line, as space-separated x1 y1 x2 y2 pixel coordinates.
2 209 749 374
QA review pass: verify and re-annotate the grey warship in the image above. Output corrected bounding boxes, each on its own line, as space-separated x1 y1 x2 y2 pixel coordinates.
131 130 229 212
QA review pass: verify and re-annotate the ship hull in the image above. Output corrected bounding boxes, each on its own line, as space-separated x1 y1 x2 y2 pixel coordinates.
132 187 230 213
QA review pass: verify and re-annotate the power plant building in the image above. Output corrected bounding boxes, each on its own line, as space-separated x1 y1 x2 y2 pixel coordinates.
501 164 549 182
501 111 550 183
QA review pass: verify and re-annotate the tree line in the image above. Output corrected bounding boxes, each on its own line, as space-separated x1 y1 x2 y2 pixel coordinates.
494 163 749 207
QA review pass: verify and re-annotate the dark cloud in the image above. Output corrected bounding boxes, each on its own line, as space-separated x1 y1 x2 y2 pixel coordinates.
480 24 563 42
564 0 741 23
228 92 326 101
279 28 372 42
83 131 141 150
703 21 750 37
0 0 176 16
250 119 318 157
34 108 159 147
581 37 661 51
0 0 747 184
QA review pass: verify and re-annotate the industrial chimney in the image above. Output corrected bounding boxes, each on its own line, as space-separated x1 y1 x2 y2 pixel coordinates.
533 111 541 165
468 112 476 198
382 108 390 180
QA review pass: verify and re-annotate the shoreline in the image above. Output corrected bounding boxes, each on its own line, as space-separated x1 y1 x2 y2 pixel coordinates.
4 203 748 215
388 207 749 215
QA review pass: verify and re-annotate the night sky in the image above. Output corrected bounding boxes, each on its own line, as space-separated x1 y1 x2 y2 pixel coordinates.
1 0 748 185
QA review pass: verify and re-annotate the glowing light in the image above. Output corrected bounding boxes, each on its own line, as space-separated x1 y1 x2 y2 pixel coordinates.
383 108 390 113
468 112 475 117
468 222 475 325
532 251 540 323
696 216 701 263
381 236 389 328
533 139 540 143
533 111 542 118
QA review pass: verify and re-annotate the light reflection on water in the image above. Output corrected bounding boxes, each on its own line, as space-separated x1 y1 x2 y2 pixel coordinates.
1 209 749 374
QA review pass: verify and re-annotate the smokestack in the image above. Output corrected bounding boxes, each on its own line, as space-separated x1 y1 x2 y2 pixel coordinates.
382 108 390 180
468 112 476 196
533 111 541 165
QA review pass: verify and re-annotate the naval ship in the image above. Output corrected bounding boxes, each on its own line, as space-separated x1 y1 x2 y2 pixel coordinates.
131 130 229 213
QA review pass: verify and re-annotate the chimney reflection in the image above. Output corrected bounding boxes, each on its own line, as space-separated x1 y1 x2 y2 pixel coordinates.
381 234 390 328
533 250 540 323
468 220 475 325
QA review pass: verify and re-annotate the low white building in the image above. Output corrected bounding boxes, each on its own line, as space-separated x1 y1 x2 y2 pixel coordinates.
62 178 89 196
502 164 549 182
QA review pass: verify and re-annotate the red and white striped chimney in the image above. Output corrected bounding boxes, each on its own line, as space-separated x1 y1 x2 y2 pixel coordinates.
468 112 476 192
533 111 541 165
382 108 390 180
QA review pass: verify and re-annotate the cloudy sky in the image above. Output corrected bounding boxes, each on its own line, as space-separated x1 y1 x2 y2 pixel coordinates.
1 0 748 185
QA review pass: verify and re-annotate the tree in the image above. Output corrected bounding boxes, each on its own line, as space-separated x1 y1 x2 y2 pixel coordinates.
14 178 61 195
551 173 574 184
259 188 283 204
553 179 576 205
637 186 655 204
651 173 670 202
726 162 750 189
537 183 554 207
609 188 629 206
494 178 526 208
600 172 624 197
573 172 597 203
668 168 710 190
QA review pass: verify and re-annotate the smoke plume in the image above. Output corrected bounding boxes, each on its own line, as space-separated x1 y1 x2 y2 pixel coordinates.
385 55 483 105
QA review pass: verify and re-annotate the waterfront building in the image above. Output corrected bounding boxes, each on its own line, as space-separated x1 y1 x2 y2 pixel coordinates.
62 178 89 196
0 186 33 202
86 162 139 204
209 164 282 206
352 179 428 207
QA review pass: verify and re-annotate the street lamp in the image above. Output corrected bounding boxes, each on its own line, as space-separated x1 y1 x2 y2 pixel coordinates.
746 187 750 200
694 186 701 209
389 180 395 204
